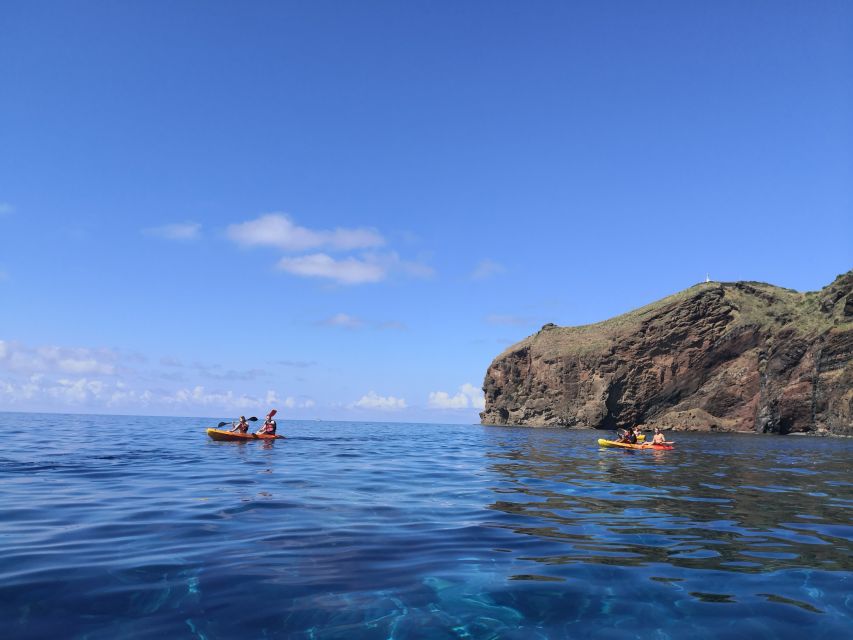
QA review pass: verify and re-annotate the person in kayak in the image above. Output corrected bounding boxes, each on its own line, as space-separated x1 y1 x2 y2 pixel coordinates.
256 411 277 436
651 427 673 445
229 416 250 434
617 428 638 444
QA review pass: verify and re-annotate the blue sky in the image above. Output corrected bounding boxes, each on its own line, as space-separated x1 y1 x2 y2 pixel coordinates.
1 1 851 422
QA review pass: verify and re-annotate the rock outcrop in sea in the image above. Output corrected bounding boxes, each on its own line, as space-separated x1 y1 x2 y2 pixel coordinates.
480 271 853 435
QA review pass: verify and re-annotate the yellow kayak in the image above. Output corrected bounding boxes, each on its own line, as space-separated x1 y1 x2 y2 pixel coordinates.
206 428 283 442
598 438 673 451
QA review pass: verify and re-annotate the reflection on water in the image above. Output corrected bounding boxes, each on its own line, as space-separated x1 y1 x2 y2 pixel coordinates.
485 434 852 578
0 413 850 639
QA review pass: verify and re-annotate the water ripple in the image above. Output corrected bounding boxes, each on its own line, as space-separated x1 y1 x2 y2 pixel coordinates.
0 413 851 638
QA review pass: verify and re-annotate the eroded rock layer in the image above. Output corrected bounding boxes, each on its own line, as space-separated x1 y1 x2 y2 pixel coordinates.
480 272 853 435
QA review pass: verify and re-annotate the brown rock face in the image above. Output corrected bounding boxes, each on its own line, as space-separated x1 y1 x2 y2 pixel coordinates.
480 271 853 435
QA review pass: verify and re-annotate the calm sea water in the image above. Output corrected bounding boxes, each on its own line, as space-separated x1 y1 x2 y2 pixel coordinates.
0 413 851 639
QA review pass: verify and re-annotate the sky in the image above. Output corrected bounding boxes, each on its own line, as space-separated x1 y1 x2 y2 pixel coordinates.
1 1 851 423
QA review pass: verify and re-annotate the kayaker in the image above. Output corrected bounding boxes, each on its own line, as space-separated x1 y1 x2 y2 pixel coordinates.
230 416 250 434
652 428 673 445
617 428 637 444
256 411 277 436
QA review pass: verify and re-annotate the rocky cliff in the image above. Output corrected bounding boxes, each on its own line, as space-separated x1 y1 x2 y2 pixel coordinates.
480 271 853 435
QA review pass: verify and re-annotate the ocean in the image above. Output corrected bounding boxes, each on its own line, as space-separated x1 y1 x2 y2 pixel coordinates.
1 412 851 639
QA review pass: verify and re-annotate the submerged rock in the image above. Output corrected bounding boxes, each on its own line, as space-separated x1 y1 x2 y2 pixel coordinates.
480 271 853 435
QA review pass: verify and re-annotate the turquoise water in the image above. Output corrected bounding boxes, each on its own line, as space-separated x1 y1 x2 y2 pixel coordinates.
0 413 851 639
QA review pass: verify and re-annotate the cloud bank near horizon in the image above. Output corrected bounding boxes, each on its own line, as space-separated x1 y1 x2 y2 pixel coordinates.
0 338 314 417
0 338 485 423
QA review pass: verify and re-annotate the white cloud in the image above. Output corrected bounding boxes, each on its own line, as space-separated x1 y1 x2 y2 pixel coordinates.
0 202 13 215
277 251 434 285
107 387 153 407
352 391 407 411
144 222 201 240
158 386 315 413
0 339 321 416
0 374 42 401
57 358 112 375
428 383 485 410
164 385 261 410
50 378 106 403
471 259 506 280
0 340 117 375
318 313 364 329
0 374 121 405
281 395 315 409
227 213 384 252
0 372 310 415
227 214 432 285
427 390 469 409
461 383 486 409
278 253 386 285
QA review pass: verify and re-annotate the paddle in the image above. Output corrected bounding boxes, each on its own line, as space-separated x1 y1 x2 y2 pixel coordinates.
216 417 258 428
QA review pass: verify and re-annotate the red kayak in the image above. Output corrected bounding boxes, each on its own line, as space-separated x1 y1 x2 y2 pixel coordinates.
598 438 674 450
